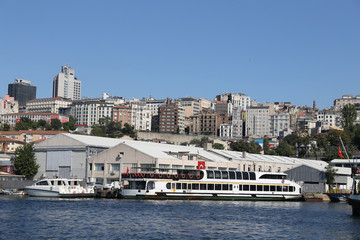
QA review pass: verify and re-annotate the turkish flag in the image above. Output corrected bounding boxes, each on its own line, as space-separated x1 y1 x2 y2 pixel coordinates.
338 145 344 159
126 167 129 173
197 161 205 169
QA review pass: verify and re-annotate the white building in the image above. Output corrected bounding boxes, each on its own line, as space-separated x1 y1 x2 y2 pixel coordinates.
316 110 342 129
144 98 167 116
70 99 115 126
0 95 18 115
215 93 250 110
26 97 73 114
269 112 291 138
53 64 81 100
219 124 233 138
131 102 152 131
245 106 270 137
232 108 244 138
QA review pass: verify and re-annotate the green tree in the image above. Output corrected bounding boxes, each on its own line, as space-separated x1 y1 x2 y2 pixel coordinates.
231 140 249 152
38 119 47 129
12 144 39 179
50 119 62 130
1 123 10 131
275 141 295 157
263 138 270 154
14 117 33 130
249 140 261 154
342 104 357 132
325 164 338 192
212 143 225 150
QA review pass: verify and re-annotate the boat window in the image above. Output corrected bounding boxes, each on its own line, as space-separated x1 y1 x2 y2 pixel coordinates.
207 170 214 179
250 185 256 191
166 183 171 189
176 183 181 189
147 181 155 190
249 172 256 180
222 184 229 191
36 181 49 186
270 186 275 191
229 171 235 179
214 171 221 179
57 181 63 186
257 185 263 191
243 172 249 180
229 184 233 191
238 185 242 191
264 185 270 191
221 171 229 179
282 186 288 192
243 185 249 191
51 181 54 185
188 183 192 190
182 183 187 189
215 184 221 190
277 186 282 192
289 186 294 192
192 183 199 190
136 181 146 190
200 184 206 190
236 172 242 180
259 174 286 179
208 184 214 190
172 183 176 189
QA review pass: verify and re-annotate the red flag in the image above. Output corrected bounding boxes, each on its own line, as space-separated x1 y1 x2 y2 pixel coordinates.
126 167 129 173
338 145 344 159
197 161 205 169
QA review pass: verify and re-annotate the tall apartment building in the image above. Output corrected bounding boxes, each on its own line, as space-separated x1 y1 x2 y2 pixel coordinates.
26 97 73 114
158 99 185 134
0 95 18 115
8 78 36 107
53 64 81 100
144 98 167 116
70 99 114 126
178 97 200 118
190 109 228 136
269 112 291 138
334 95 360 110
113 103 151 131
232 108 245 138
245 106 270 137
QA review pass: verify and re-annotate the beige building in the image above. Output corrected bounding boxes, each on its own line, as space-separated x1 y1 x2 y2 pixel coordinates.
0 136 25 152
26 97 73 113
190 109 228 136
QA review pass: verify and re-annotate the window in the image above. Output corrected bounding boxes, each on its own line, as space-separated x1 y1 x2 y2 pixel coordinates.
200 184 206 190
243 172 249 180
95 164 104 171
214 171 221 179
182 183 187 190
250 185 256 191
207 170 214 179
243 185 249 191
188 183 192 190
192 183 199 190
222 184 229 191
236 172 242 180
249 172 256 180
208 184 214 190
270 186 275 191
229 171 235 179
36 181 49 186
176 183 181 189
264 185 270 191
215 184 221 190
221 171 229 179
257 185 263 191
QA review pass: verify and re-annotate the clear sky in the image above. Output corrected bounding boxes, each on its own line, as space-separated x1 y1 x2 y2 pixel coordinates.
0 1 359 109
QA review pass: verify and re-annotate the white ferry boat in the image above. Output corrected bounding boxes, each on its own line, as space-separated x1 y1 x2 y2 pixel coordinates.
120 169 302 201
24 179 95 198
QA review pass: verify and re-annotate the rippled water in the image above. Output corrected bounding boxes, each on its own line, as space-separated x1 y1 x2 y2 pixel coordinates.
0 196 359 239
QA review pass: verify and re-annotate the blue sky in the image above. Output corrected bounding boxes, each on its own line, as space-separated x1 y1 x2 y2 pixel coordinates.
0 1 359 109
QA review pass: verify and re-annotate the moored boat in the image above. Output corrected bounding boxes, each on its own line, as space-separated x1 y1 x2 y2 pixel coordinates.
24 179 95 198
348 167 360 215
120 169 302 201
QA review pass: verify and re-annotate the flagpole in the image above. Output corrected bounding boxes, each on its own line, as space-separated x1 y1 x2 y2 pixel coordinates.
339 136 350 160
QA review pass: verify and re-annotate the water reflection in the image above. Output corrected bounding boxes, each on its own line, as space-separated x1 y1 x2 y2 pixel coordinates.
0 196 359 239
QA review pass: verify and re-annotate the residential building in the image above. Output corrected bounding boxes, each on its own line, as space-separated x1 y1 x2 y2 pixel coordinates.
199 98 212 111
316 110 342 130
215 93 250 110
158 99 185 134
219 124 233 138
0 95 18 114
0 113 69 127
190 109 228 136
0 136 25 152
0 130 67 143
245 106 270 137
178 97 200 118
26 97 73 114
214 101 233 116
144 98 167 116
334 95 360 110
113 105 132 127
269 112 291 138
53 64 81 100
232 108 245 138
131 103 152 131
8 78 36 107
70 98 115 126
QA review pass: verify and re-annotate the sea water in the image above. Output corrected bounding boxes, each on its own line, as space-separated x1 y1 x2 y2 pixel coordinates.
0 196 359 239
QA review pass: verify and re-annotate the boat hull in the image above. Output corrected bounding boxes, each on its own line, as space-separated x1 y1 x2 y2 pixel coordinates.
348 195 360 216
24 188 60 197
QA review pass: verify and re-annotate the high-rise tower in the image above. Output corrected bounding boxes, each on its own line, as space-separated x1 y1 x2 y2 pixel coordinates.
53 64 81 100
8 78 36 107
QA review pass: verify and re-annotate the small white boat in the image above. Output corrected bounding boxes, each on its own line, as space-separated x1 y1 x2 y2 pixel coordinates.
24 179 95 198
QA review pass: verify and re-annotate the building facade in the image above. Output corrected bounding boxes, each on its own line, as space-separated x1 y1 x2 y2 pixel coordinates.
245 106 270 137
26 97 73 114
158 100 185 134
0 113 69 127
0 95 18 115
190 109 228 136
53 64 81 100
178 97 200 118
334 95 360 111
269 112 291 138
8 79 36 107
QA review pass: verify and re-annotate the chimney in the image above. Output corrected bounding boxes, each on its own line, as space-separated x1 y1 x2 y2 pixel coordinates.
242 151 246 158
203 142 212 150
